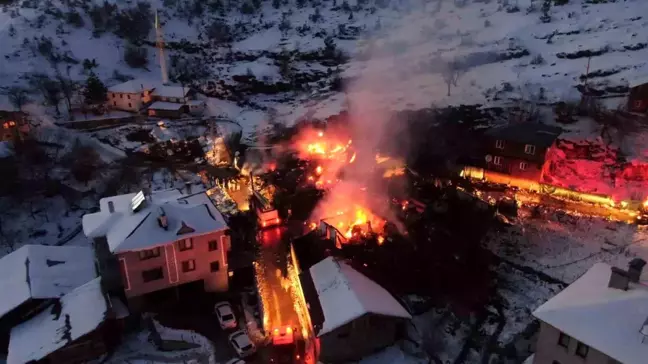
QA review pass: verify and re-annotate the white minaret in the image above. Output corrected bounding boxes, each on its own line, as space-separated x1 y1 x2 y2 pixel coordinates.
155 10 169 85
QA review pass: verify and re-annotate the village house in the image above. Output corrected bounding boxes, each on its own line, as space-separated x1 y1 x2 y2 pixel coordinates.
81 188 231 310
7 277 127 364
528 259 648 364
0 110 29 143
106 79 205 117
483 123 562 181
627 77 648 113
0 245 98 337
299 256 411 363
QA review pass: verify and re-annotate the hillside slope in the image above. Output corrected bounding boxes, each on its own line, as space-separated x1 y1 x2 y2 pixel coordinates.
0 0 646 132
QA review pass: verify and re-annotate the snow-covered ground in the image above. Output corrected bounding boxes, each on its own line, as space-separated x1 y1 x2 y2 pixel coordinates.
2 0 647 137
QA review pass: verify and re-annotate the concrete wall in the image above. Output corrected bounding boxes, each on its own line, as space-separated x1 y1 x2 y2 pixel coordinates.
118 231 231 298
533 322 616 364
319 314 403 363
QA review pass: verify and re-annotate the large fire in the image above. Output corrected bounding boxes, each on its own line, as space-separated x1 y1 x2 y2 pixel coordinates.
293 128 354 188
289 125 406 246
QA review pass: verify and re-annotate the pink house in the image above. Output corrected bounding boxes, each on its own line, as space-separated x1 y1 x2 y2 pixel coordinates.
82 188 231 304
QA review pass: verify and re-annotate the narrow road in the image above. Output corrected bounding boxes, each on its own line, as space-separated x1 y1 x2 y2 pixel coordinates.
258 226 299 330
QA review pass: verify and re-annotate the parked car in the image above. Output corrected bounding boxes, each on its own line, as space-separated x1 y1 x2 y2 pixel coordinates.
229 330 256 358
215 301 237 330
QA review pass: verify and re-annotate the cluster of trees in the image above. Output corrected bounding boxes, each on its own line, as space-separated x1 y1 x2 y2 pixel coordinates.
87 1 151 42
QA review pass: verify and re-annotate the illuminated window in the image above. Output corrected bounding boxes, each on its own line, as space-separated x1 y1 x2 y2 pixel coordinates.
495 140 505 149
9 121 16 126
493 156 502 165
524 144 536 155
519 162 528 170
2 123 8 129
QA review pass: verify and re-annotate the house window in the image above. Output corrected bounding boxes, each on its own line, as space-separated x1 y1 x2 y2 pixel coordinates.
120 94 123 99
519 162 528 170
138 247 161 260
142 267 164 282
181 259 196 272
178 239 193 251
113 101 116 106
127 95 131 99
557 332 570 348
493 156 502 166
495 140 505 149
208 240 218 251
210 261 220 272
634 100 643 108
524 144 536 155
128 103 132 108
575 342 589 358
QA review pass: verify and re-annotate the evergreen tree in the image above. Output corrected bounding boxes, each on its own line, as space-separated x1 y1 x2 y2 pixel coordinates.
540 0 551 23
83 72 107 104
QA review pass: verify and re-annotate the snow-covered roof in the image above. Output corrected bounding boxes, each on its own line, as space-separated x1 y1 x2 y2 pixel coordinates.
486 123 563 148
533 263 648 364
7 278 108 364
82 189 228 253
629 75 648 89
148 101 184 111
0 245 97 319
150 126 180 142
107 79 159 94
307 257 411 336
153 85 190 98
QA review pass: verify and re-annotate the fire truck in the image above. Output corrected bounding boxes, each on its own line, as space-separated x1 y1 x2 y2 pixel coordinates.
270 326 300 363
251 190 281 229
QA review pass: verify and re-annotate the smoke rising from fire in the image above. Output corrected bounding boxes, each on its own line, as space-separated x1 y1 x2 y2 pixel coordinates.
306 17 426 232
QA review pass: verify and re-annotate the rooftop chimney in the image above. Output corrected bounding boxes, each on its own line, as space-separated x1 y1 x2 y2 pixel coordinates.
628 258 647 283
108 201 115 213
185 182 192 195
609 267 630 291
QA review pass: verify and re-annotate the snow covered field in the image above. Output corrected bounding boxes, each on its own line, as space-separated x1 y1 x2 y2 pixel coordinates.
1 0 648 138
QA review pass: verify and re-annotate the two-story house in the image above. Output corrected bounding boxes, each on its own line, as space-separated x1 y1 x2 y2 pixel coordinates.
106 79 157 112
81 188 231 309
299 256 411 363
529 259 648 364
107 79 205 117
484 123 562 181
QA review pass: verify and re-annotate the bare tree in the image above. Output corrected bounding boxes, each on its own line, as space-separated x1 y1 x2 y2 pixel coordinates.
6 86 30 111
55 65 79 120
29 74 62 116
442 59 463 96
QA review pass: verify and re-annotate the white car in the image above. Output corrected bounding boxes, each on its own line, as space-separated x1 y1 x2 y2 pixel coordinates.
228 330 256 358
215 302 237 330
